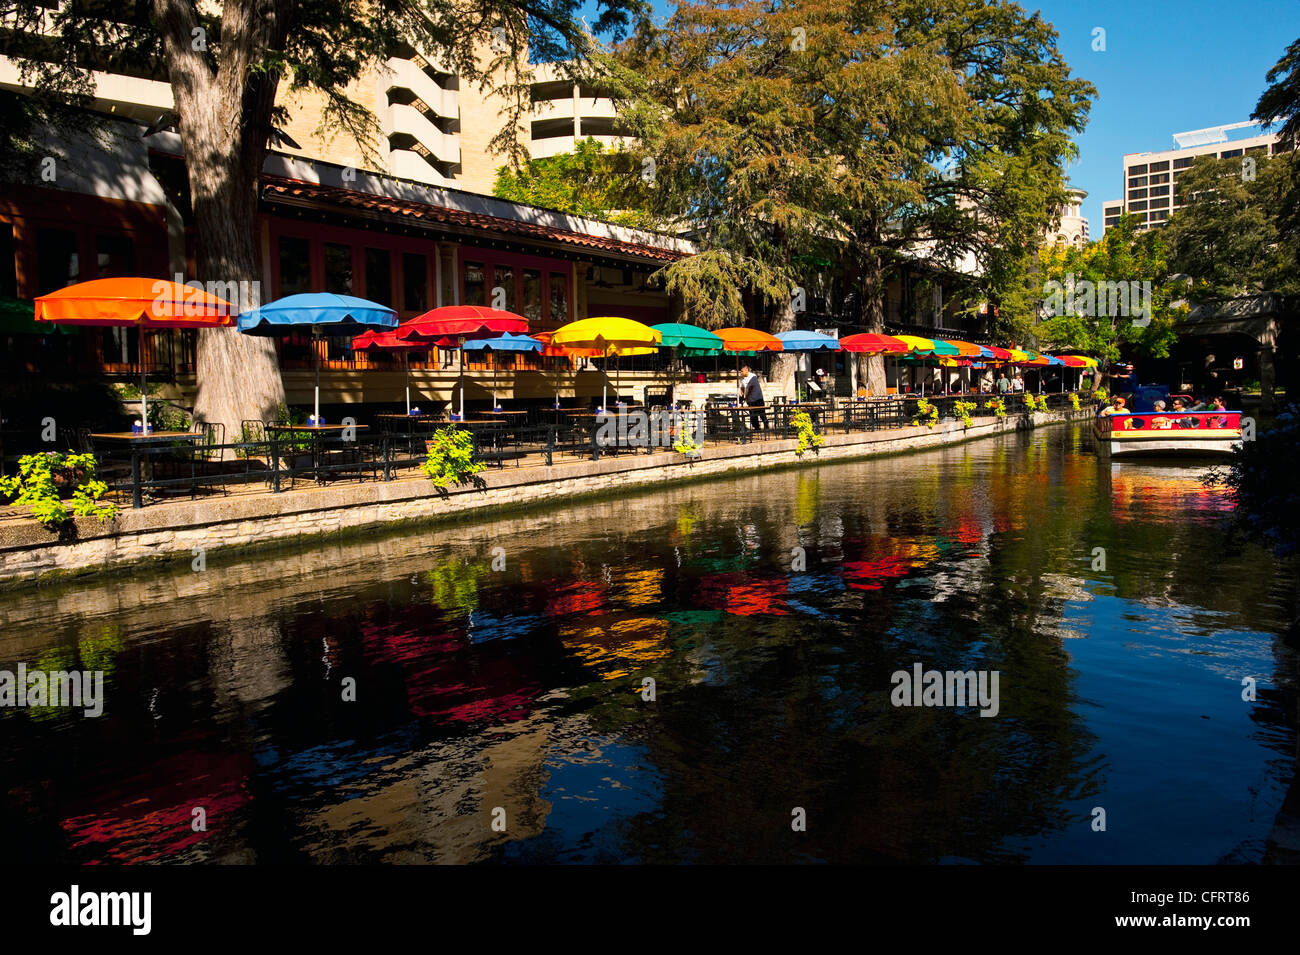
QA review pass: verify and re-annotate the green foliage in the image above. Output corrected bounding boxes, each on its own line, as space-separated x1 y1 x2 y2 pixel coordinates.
493 137 653 228
1033 215 1182 370
953 400 977 428
913 399 939 429
615 0 1095 330
984 397 1007 419
673 433 703 457
271 404 315 453
1094 386 1109 404
792 411 823 457
420 426 485 490
1023 393 1041 412
1069 393 1081 411
0 451 118 529
1208 405 1300 556
1163 154 1300 297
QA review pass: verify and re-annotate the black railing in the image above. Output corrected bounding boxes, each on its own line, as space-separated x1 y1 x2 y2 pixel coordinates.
1 393 1088 507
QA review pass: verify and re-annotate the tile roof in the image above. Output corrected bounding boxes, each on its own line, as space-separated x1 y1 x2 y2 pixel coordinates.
261 177 687 263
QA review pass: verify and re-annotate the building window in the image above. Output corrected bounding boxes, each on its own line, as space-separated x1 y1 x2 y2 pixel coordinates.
324 243 353 295
464 261 485 305
1148 185 1170 197
402 253 427 312
1128 176 1147 188
1128 163 1148 175
1128 188 1148 200
95 234 134 278
1 223 18 300
1220 148 1243 158
1173 157 1194 169
1147 196 1169 208
364 248 392 307
549 271 568 323
1128 200 1148 211
493 264 515 312
1150 210 1170 222
1148 160 1170 171
278 236 312 295
522 268 542 322
35 228 80 295
1148 173 1170 185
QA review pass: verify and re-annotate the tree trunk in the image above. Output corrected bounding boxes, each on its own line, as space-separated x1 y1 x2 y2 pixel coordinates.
155 0 287 438
768 296 798 397
859 252 887 397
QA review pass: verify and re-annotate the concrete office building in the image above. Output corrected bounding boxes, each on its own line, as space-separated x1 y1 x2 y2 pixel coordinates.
1102 122 1282 234
0 36 624 197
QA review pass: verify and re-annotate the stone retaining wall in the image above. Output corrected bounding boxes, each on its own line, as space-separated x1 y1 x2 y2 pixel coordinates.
0 409 1089 588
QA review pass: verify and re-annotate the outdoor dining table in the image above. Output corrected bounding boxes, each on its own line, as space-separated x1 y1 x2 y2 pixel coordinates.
374 413 445 431
264 423 369 490
90 431 208 508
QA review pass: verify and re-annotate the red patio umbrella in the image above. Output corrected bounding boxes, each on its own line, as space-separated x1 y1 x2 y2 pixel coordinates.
397 306 529 417
352 329 421 415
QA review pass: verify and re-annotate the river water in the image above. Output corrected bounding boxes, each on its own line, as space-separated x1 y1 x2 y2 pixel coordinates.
0 422 1294 864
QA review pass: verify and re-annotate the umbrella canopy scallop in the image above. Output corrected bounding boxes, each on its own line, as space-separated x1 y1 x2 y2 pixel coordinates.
776 330 840 352
840 333 908 354
551 316 661 356
397 305 528 343
714 327 783 354
651 323 724 354
238 293 396 336
895 334 959 357
36 277 236 327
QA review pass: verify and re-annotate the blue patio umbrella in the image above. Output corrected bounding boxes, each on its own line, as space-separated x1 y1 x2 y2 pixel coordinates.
461 332 543 409
777 330 840 397
775 330 841 351
238 293 397 424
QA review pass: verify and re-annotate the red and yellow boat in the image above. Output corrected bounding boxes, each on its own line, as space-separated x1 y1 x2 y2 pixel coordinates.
1093 409 1243 458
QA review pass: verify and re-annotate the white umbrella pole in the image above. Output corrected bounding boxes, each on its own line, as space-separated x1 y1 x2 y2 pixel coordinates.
459 346 465 418
313 327 321 423
139 325 148 430
404 351 411 415
602 344 608 409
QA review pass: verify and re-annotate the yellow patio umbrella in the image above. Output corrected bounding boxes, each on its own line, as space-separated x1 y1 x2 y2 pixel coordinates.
551 316 661 408
1005 348 1030 363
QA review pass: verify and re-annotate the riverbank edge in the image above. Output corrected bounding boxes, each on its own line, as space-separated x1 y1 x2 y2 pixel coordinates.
0 409 1091 589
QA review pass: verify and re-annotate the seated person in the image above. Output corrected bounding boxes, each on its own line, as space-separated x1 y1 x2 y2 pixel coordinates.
1098 396 1126 417
1149 400 1173 429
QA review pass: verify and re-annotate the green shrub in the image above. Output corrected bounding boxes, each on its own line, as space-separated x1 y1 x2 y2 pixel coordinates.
673 434 702 457
984 397 1007 419
913 399 939 428
0 452 119 529
792 411 824 456
953 400 977 428
421 426 485 489
1069 393 1081 411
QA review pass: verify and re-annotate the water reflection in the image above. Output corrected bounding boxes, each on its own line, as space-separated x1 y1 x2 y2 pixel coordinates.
0 424 1293 864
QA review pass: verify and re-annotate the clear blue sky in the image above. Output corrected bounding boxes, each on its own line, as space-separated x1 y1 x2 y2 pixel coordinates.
1030 0 1300 230
613 0 1300 234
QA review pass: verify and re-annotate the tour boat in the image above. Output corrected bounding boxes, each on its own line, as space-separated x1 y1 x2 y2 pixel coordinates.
1092 410 1243 458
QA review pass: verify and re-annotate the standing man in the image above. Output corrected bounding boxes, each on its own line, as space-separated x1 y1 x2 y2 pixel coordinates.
739 364 768 431
997 373 1010 395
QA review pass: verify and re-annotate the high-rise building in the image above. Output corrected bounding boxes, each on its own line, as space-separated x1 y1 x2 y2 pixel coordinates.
0 41 625 196
1102 122 1282 234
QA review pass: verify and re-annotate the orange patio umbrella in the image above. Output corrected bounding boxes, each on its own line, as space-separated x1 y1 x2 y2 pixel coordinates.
35 277 236 431
713 327 783 392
